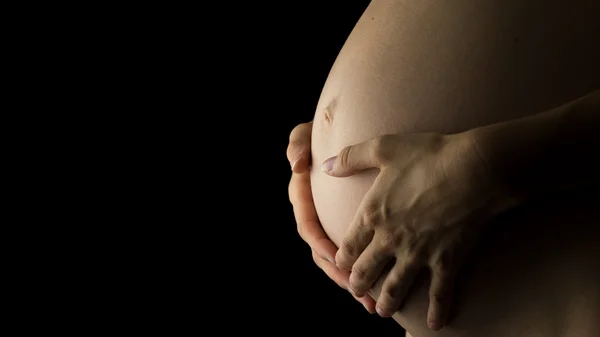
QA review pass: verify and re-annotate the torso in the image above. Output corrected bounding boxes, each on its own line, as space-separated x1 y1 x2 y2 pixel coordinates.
310 1 600 336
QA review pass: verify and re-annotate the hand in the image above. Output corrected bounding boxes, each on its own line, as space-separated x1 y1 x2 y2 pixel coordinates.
322 132 512 330
287 121 376 313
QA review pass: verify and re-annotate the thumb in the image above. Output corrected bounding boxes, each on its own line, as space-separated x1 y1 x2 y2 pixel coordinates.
321 137 387 177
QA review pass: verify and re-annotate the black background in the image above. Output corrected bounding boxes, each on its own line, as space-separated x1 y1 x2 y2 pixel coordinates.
127 2 407 334
40 1 411 334
237 1 406 335
35 1 600 334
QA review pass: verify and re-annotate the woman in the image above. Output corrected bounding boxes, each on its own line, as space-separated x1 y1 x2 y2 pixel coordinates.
288 1 599 336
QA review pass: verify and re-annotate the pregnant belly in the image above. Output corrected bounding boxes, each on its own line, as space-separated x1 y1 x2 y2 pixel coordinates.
310 1 600 336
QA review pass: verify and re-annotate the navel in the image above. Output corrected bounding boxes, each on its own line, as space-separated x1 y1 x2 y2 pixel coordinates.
323 97 338 126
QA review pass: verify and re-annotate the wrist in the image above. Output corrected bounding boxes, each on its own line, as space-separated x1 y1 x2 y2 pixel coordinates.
458 129 524 216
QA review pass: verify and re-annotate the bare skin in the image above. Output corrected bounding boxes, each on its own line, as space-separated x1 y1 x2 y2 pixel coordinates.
288 122 377 314
322 90 600 328
290 90 600 335
289 1 599 335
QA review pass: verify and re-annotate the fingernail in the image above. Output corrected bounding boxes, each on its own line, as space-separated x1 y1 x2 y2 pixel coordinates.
428 319 442 331
327 256 335 264
290 156 302 171
376 305 391 318
290 148 304 170
321 156 336 172
364 304 375 314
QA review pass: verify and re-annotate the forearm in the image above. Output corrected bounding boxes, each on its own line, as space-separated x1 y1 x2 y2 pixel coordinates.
468 90 600 203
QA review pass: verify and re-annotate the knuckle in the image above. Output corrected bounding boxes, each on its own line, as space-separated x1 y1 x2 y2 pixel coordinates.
432 256 452 278
362 204 393 228
381 286 400 309
350 280 368 294
338 146 353 168
379 270 402 295
384 275 403 294
372 135 395 163
380 232 402 251
312 251 319 264
341 239 358 257
403 255 421 271
362 206 383 227
430 292 448 304
405 236 420 256
351 265 369 281
434 264 450 279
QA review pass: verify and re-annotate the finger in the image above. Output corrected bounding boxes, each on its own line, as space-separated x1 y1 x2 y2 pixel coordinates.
354 292 377 314
376 259 421 317
335 222 374 271
334 172 393 270
348 242 393 297
312 250 349 289
427 265 456 331
289 172 336 263
321 134 396 177
352 294 376 314
312 251 377 314
287 121 313 173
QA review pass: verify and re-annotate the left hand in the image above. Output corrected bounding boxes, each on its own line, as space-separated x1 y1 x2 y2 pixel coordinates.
287 122 377 314
321 132 513 331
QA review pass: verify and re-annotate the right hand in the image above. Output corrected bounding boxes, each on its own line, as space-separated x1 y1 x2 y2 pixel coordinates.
287 121 376 313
